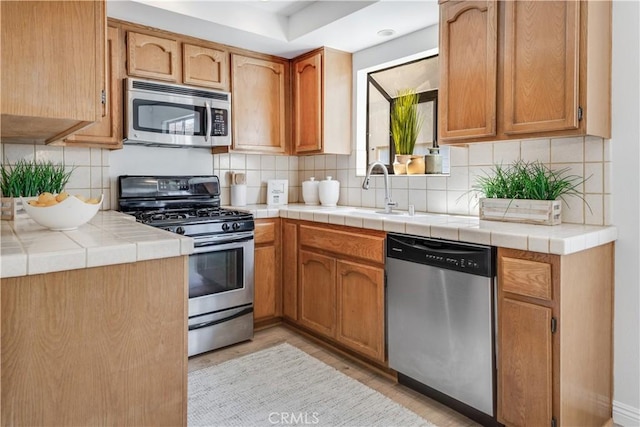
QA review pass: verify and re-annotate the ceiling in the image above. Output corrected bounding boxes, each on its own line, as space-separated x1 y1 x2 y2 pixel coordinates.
107 0 439 59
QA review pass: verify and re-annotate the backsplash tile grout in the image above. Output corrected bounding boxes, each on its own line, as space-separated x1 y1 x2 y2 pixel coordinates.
1 135 611 225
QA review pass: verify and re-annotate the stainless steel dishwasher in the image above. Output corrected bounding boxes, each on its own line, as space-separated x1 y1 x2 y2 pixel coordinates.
386 233 498 427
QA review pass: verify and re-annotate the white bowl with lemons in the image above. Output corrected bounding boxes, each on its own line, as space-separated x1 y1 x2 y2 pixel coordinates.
21 192 103 231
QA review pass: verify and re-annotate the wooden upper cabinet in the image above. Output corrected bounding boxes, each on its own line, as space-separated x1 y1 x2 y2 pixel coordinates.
64 25 123 149
438 0 611 144
230 54 287 154
1 0 106 144
293 47 352 155
439 0 497 141
294 53 323 153
182 43 229 91
502 0 579 135
127 31 179 82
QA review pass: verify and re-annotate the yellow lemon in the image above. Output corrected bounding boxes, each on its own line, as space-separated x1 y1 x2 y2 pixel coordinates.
55 192 69 202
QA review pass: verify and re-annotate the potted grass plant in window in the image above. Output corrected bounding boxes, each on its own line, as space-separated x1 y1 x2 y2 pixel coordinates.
391 88 424 174
473 160 588 225
0 159 74 220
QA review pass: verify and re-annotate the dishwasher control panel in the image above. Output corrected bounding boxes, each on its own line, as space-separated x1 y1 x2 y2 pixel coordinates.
387 233 494 277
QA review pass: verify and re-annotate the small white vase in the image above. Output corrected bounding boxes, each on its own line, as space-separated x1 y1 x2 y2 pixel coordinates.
319 176 340 207
302 177 320 205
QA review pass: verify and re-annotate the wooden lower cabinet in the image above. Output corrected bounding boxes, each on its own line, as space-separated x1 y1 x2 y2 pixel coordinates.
299 250 337 336
498 298 553 426
282 220 298 321
295 222 386 364
254 219 281 324
1 257 188 426
336 260 385 362
497 245 614 427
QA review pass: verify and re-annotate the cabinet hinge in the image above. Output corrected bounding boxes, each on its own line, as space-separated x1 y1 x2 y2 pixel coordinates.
551 317 557 334
577 106 583 121
101 90 106 105
551 417 557 427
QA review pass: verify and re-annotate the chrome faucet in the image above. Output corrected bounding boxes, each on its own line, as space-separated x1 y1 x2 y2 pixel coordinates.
362 161 398 214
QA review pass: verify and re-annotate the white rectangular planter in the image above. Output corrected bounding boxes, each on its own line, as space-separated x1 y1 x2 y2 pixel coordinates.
1 197 32 221
479 198 562 225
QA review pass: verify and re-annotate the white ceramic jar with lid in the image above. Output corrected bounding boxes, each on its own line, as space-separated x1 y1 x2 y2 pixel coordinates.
302 177 320 205
319 176 340 207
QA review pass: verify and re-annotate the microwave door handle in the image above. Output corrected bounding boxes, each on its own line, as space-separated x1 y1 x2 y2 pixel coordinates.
204 101 212 142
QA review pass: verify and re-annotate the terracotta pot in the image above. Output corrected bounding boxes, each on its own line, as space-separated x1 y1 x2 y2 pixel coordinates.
407 155 426 175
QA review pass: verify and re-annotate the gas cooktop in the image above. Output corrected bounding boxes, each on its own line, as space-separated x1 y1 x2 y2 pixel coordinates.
118 175 254 236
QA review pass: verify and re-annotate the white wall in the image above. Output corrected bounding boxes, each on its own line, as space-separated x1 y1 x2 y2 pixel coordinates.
611 1 640 425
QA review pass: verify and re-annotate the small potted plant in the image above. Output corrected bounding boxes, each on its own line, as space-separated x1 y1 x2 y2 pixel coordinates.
472 160 588 225
0 159 74 220
391 88 424 174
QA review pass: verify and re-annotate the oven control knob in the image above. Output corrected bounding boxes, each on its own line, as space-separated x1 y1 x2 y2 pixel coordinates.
222 223 230 232
176 226 185 235
232 222 240 231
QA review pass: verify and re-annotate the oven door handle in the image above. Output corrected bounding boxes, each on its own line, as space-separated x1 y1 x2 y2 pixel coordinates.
193 234 254 252
188 306 254 331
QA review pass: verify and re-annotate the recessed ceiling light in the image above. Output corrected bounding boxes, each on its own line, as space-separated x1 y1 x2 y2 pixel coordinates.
377 29 396 37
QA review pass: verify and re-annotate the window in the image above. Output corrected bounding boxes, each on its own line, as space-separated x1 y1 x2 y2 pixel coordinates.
365 55 439 172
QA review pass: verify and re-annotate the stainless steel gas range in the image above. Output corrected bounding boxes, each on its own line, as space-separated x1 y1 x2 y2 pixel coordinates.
118 175 254 357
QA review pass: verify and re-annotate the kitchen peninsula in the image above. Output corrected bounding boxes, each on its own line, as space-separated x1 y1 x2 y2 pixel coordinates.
1 205 617 425
1 211 192 426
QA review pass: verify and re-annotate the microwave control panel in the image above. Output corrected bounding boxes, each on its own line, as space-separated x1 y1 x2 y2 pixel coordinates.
211 109 228 136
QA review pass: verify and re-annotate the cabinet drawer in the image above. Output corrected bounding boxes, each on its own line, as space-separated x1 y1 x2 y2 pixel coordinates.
299 225 384 264
255 220 276 245
501 257 552 301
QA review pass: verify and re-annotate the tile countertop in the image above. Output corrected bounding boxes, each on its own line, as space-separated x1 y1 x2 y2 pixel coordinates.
232 204 617 256
1 211 193 279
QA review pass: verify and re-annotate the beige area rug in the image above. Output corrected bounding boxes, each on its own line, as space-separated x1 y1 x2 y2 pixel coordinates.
188 343 437 427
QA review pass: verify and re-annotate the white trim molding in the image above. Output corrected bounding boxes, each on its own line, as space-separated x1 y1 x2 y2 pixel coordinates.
614 400 640 426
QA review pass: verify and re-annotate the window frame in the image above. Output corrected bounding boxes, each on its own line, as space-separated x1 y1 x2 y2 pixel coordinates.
365 55 439 174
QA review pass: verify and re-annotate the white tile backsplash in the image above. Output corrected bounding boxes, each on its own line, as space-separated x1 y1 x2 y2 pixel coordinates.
2 133 610 225
551 136 584 163
521 139 550 163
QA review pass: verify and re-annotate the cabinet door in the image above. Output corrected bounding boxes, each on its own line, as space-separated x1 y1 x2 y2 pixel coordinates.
282 221 298 321
293 53 323 153
299 250 336 337
439 0 497 141
183 43 228 90
1 0 105 143
254 219 281 322
254 245 277 321
64 25 122 148
336 260 385 362
498 298 553 427
231 54 287 154
503 1 579 135
127 31 179 82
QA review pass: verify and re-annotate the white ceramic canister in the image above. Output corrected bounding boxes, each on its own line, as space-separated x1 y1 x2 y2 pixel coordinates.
319 176 340 207
302 177 320 205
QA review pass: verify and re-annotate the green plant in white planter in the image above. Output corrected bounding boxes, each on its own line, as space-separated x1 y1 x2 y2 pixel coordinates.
472 160 589 225
0 159 74 220
391 88 423 174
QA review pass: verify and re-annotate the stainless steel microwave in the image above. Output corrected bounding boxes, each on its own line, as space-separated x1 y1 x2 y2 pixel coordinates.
124 78 231 148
